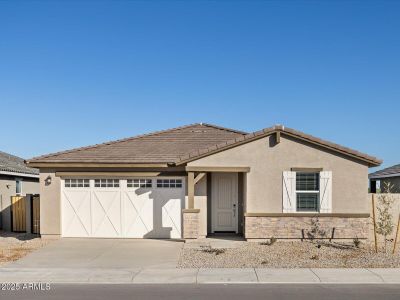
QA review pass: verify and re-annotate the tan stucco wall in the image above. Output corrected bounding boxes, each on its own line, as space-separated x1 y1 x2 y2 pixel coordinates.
39 170 61 237
0 176 39 231
188 134 370 214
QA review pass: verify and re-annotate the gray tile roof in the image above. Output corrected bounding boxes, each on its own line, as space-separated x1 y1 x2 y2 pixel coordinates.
27 123 247 164
0 151 39 176
369 164 400 179
27 123 381 167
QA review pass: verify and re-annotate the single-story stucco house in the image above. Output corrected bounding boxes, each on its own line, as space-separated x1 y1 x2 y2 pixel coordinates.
0 151 40 231
369 164 400 193
26 123 382 240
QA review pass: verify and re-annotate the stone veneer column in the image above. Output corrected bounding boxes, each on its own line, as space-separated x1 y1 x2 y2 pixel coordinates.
182 209 200 239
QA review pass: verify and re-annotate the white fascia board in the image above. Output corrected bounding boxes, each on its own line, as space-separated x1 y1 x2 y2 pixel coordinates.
0 171 39 179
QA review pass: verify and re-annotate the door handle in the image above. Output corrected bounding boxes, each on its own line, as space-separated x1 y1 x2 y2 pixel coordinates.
233 204 236 217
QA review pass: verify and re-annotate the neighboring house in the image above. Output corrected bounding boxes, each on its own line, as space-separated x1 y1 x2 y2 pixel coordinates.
26 123 381 240
0 151 39 231
369 164 400 193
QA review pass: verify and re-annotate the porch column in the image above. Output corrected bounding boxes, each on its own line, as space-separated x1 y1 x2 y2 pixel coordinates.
183 171 206 239
188 172 195 209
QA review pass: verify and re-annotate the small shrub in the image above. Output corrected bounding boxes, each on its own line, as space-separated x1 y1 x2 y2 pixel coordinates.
375 182 395 253
310 254 319 260
307 217 327 242
259 237 277 246
269 237 277 245
200 246 226 255
353 237 361 248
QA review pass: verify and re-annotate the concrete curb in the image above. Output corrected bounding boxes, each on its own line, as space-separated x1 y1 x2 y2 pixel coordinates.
0 268 399 284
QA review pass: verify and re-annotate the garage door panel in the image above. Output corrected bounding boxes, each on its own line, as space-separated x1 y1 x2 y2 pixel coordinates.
62 190 91 237
91 191 121 237
123 191 154 238
162 199 182 238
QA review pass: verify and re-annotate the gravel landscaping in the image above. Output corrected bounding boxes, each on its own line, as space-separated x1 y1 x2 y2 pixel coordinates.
178 240 400 268
0 231 50 267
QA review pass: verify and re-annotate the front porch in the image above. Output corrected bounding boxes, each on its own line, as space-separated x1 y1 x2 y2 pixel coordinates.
182 166 249 239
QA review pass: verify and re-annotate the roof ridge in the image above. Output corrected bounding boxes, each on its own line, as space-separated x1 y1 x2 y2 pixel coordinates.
176 125 382 166
27 123 242 162
199 123 247 135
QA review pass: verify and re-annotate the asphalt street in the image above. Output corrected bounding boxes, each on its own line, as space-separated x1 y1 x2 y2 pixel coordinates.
1 284 400 300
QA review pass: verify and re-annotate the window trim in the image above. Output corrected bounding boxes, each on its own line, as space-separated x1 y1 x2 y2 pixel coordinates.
295 172 320 213
156 178 183 188
64 178 90 188
16 178 22 195
94 179 120 188
127 178 153 188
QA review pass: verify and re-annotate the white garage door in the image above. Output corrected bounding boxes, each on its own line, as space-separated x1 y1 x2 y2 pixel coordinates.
61 177 185 238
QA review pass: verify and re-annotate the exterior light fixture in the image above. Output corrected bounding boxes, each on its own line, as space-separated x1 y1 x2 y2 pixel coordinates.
45 175 52 186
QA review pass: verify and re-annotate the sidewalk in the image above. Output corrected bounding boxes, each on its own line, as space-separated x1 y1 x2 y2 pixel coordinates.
0 267 399 284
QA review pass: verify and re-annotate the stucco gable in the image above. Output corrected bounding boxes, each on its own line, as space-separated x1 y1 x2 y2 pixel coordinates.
178 125 381 167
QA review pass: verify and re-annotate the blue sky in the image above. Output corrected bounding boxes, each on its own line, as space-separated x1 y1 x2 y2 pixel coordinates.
1 1 399 171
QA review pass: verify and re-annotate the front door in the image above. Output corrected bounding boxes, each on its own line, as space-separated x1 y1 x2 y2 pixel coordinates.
211 173 238 233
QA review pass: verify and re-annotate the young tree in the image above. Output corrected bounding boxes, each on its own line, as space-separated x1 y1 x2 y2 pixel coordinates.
375 182 395 253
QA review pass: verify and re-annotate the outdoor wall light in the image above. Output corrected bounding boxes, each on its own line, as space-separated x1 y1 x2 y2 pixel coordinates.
45 175 52 186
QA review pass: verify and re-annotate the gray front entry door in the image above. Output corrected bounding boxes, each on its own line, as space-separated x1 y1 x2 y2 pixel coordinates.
211 173 238 233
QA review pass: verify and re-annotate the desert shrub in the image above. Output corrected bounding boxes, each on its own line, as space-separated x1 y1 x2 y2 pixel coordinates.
376 182 395 253
260 237 277 246
307 217 327 243
200 246 226 255
353 237 361 248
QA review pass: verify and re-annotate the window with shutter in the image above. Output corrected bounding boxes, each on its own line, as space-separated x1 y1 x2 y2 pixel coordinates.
283 171 333 213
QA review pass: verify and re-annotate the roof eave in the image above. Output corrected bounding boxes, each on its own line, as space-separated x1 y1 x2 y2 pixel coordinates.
369 173 400 180
0 170 39 178
26 162 172 168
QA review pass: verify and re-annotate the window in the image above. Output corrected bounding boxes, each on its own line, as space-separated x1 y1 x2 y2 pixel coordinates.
94 179 119 188
127 179 152 188
156 179 182 188
65 179 90 188
296 173 319 212
16 179 22 194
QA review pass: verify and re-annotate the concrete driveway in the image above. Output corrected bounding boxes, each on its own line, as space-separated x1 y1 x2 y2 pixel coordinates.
9 238 184 269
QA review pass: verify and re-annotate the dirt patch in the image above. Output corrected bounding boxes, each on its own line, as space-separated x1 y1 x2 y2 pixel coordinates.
0 231 50 267
179 240 400 268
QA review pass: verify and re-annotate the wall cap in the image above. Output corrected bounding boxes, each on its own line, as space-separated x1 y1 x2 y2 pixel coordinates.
244 213 370 218
182 209 200 213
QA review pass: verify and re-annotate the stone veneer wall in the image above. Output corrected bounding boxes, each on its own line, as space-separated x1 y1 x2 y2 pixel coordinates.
182 211 200 239
245 216 369 239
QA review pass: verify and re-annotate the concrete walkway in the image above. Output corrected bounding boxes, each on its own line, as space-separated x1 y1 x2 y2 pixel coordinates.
0 267 399 284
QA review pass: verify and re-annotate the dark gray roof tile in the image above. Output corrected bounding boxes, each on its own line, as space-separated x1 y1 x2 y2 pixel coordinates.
0 151 39 175
369 164 400 179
